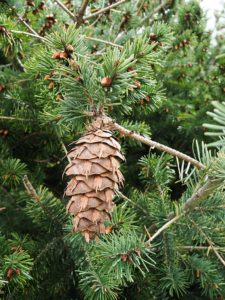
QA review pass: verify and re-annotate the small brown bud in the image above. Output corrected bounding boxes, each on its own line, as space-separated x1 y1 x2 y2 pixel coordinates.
121 254 128 262
145 95 150 102
59 51 68 59
196 270 200 278
0 84 6 92
66 44 74 53
27 0 35 7
3 129 9 137
0 26 6 33
139 99 144 105
6 268 20 280
127 67 134 72
52 51 68 59
39 1 45 9
48 82 54 89
105 226 113 234
32 8 39 15
52 52 61 59
44 74 51 81
134 80 141 88
149 33 156 40
101 77 112 87
56 94 63 100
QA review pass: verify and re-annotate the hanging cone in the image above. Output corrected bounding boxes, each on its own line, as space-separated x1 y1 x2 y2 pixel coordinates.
65 117 124 242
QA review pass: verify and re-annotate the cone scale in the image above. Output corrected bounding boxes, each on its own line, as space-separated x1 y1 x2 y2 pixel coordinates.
65 118 124 242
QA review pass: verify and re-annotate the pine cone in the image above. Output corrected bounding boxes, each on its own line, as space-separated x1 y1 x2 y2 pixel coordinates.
65 118 124 242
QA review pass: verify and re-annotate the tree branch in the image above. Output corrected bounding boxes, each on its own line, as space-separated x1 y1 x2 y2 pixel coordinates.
146 177 221 245
140 0 171 25
0 116 33 121
12 27 121 50
189 217 225 267
16 14 44 42
83 35 123 49
182 178 220 212
147 213 184 243
11 30 48 42
84 0 127 21
111 120 205 170
116 190 146 213
54 0 76 21
179 245 225 252
76 0 90 26
22 175 39 201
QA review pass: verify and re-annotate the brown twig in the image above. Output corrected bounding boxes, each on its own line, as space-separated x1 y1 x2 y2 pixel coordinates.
76 0 90 26
16 15 44 42
84 0 127 21
83 113 205 169
0 116 33 121
23 175 39 201
140 0 171 25
111 120 205 170
83 35 123 49
54 0 76 21
137 0 146 15
179 245 225 252
12 27 121 50
146 213 184 244
0 207 6 212
11 29 48 42
182 178 220 212
60 140 71 163
22 175 54 218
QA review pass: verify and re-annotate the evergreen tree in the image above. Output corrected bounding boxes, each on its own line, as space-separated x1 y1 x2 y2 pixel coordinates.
0 1 225 299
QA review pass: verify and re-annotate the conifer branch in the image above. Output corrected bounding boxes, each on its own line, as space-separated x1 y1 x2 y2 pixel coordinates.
179 245 225 251
76 0 90 26
140 0 171 25
182 178 220 212
83 0 127 21
0 63 12 68
110 119 205 170
147 213 184 243
0 116 33 121
54 0 76 21
146 177 221 244
16 15 44 42
11 29 120 50
116 191 146 212
60 140 71 163
22 175 39 201
11 30 48 42
189 217 225 267
83 36 123 48
136 0 145 15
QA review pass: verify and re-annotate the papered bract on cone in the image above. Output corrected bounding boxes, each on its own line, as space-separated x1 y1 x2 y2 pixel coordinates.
65 118 124 242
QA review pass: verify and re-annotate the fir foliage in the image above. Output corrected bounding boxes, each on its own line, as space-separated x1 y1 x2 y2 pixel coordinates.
0 0 225 299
